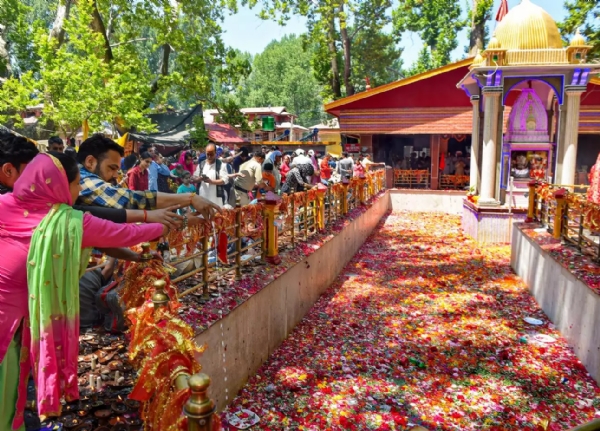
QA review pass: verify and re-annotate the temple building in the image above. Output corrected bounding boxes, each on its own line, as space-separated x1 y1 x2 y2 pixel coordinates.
324 0 600 242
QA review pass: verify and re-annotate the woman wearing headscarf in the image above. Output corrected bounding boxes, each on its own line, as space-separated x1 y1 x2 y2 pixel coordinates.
281 163 315 194
0 153 166 430
265 150 282 192
178 150 195 176
280 154 291 184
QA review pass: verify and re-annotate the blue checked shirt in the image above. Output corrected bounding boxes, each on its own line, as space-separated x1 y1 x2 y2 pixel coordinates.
78 166 157 210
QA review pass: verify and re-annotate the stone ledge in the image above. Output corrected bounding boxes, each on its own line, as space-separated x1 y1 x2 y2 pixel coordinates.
194 191 391 410
511 224 600 384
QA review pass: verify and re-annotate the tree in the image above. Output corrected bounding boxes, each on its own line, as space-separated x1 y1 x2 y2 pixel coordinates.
393 0 467 70
235 35 324 127
350 29 403 90
558 0 599 62
407 45 436 77
468 0 494 55
247 0 397 100
0 0 250 136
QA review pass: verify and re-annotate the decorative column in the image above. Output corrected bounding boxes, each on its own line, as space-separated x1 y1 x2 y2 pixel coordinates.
469 95 481 192
430 135 440 189
341 178 349 214
478 87 503 205
315 183 327 230
558 88 585 186
263 192 282 265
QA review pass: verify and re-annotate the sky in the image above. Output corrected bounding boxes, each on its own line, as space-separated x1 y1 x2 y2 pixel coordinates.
220 0 569 68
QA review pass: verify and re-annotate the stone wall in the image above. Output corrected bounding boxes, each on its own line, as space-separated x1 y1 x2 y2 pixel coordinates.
511 225 600 384
389 189 465 214
195 192 391 409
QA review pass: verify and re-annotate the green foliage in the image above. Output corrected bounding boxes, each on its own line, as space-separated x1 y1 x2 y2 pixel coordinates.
235 34 323 127
247 0 401 101
558 0 600 61
407 45 435 77
0 0 248 137
189 113 209 149
215 98 252 132
393 0 467 70
350 27 403 91
466 0 494 54
0 0 42 76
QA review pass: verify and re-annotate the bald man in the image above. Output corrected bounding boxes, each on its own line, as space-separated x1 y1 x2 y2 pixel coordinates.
194 144 230 207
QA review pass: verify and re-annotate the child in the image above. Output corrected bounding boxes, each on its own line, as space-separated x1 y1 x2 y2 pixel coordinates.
177 172 196 214
258 162 276 198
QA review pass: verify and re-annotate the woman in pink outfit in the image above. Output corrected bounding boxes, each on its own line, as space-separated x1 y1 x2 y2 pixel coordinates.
178 150 196 176
0 153 165 430
588 153 600 205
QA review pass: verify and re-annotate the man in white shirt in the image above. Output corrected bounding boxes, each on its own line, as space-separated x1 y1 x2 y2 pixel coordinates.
194 143 230 207
290 149 312 167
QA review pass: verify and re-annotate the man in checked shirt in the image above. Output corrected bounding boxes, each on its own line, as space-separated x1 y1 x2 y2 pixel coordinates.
76 134 220 220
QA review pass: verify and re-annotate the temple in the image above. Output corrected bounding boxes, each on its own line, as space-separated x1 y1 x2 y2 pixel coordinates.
324 0 600 242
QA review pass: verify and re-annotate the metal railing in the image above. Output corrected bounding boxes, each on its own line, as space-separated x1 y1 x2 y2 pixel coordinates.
114 169 387 430
393 169 430 188
440 174 470 190
527 182 600 262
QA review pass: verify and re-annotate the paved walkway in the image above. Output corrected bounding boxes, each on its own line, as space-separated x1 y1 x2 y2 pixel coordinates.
221 212 600 431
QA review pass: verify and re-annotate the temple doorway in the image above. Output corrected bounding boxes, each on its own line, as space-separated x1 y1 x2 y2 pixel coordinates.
373 134 431 169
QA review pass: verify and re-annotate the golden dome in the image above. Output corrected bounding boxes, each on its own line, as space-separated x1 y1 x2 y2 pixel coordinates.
570 29 587 47
487 33 501 49
494 0 563 50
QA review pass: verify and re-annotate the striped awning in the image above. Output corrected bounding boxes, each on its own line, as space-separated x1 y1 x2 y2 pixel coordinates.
339 106 599 135
580 106 600 134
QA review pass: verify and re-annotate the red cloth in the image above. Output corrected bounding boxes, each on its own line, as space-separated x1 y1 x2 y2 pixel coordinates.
128 166 149 191
495 0 508 22
439 152 446 172
320 158 332 180
280 162 290 183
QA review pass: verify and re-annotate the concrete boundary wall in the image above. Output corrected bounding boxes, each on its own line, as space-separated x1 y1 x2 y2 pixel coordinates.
389 189 465 214
195 191 391 409
511 225 600 384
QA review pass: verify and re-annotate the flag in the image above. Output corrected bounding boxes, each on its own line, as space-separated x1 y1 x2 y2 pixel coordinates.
495 0 509 22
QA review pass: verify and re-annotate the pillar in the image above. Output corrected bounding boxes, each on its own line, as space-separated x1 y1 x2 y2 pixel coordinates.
430 134 440 189
316 183 327 230
263 192 282 265
469 95 481 192
558 88 585 186
478 88 503 205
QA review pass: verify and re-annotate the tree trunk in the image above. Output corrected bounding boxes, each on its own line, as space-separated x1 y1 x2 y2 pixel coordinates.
326 17 342 99
48 0 72 47
149 44 171 94
469 0 486 55
338 2 354 96
0 25 11 77
90 0 113 62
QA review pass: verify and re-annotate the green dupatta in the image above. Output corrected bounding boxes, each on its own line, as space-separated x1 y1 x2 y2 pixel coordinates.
27 204 91 418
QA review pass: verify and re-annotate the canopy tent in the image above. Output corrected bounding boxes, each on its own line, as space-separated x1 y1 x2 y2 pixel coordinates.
129 105 202 148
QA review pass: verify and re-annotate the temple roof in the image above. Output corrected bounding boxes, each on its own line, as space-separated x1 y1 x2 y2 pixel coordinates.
324 58 474 115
